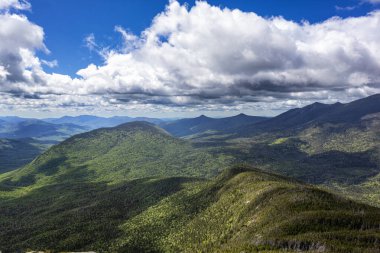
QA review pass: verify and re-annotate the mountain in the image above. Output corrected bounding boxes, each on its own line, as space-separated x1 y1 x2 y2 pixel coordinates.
0 138 49 173
44 115 165 130
0 119 87 142
1 166 380 252
0 119 90 174
1 96 380 251
161 113 268 137
237 94 380 135
189 94 380 206
0 122 231 190
0 116 34 123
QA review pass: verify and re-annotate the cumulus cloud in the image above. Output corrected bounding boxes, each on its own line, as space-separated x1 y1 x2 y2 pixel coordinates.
1 1 380 114
72 1 380 105
0 12 47 87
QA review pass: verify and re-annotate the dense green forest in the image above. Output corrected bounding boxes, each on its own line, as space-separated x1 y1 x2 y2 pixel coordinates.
1 95 380 252
1 166 380 252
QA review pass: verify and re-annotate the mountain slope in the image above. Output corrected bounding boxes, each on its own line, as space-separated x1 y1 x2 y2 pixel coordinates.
1 166 379 252
116 167 380 252
161 114 267 137
0 122 231 192
237 94 380 135
0 138 48 173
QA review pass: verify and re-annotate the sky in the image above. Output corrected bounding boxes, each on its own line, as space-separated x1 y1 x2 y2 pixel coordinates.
0 0 380 118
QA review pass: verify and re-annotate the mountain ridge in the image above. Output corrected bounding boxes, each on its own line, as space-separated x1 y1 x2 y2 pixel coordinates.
161 113 268 137
231 93 380 136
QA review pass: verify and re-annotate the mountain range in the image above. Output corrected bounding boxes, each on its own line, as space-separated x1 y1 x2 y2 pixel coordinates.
160 113 268 137
0 94 379 252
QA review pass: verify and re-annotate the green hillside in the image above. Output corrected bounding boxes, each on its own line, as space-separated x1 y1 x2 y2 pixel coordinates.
1 110 380 252
184 96 380 207
0 122 232 195
1 166 380 252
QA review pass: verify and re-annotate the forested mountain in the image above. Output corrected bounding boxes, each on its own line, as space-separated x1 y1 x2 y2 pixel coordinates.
1 164 380 252
0 95 380 252
161 113 267 137
232 94 380 135
187 95 380 206
0 122 231 191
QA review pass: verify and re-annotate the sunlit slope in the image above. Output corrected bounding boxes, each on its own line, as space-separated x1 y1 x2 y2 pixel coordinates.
1 166 379 252
0 121 231 192
114 166 380 253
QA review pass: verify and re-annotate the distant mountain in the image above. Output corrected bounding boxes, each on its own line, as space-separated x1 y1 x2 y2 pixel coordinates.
161 113 268 137
238 94 380 134
189 94 380 206
0 119 87 141
1 164 380 252
43 115 166 130
0 116 34 123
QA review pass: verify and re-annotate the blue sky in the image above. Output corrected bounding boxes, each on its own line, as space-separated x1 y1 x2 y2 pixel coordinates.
0 0 379 117
27 0 379 77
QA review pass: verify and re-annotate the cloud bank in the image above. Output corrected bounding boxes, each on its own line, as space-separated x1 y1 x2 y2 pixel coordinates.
0 0 380 114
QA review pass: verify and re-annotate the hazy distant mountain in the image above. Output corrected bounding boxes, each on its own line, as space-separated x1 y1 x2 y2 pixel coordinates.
0 119 87 141
43 115 166 129
161 113 268 137
0 116 34 123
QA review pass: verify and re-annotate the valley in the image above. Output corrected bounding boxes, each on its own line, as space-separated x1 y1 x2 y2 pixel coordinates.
0 95 379 252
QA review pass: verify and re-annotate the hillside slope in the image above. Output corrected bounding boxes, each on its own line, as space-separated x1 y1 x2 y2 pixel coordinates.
0 138 48 173
1 166 379 252
235 94 380 135
188 95 380 206
0 122 231 193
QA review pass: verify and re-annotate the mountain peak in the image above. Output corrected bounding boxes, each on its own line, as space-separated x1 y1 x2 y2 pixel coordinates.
116 120 154 128
307 102 327 108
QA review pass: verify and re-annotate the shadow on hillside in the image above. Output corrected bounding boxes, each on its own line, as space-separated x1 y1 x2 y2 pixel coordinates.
247 143 378 184
0 176 201 252
0 139 43 173
193 137 379 185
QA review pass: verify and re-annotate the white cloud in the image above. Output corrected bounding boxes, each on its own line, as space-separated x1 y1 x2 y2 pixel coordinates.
71 1 380 104
0 0 30 11
41 59 58 68
84 33 97 51
1 1 380 115
0 12 47 90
